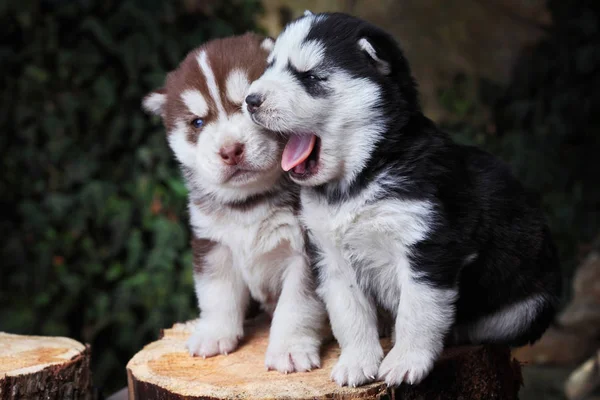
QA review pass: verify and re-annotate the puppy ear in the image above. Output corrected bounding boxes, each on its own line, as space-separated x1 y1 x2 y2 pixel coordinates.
260 37 275 52
142 88 166 117
303 10 313 17
358 37 391 75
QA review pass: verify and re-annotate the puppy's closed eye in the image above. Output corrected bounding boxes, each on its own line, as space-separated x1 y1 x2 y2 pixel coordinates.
303 71 327 82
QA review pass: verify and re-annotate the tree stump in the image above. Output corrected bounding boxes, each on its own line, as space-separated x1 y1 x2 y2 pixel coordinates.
127 316 523 399
0 332 93 399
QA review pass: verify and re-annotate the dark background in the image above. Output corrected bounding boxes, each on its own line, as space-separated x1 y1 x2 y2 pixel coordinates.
1 0 599 397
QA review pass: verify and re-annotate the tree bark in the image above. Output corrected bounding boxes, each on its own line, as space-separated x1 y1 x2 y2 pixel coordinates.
0 332 93 400
127 316 522 399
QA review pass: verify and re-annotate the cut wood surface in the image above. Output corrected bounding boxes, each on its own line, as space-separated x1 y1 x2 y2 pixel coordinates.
0 332 93 399
127 316 523 400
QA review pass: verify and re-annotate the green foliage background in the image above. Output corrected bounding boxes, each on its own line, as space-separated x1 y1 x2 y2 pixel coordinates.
0 0 262 393
0 0 598 395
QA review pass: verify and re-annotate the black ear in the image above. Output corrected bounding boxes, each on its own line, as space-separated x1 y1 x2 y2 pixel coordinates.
142 88 166 118
358 37 391 75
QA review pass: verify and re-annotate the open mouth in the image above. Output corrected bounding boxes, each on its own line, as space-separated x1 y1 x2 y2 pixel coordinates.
281 134 321 180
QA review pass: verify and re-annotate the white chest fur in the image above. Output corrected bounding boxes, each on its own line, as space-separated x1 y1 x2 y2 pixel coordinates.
301 187 434 310
189 200 304 305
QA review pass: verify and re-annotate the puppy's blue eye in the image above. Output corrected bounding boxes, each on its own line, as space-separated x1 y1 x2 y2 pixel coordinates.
191 118 204 128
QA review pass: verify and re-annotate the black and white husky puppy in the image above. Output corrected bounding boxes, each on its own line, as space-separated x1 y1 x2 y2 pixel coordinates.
244 12 561 387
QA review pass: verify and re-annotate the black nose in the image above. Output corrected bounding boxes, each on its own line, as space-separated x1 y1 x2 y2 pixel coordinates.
245 93 263 114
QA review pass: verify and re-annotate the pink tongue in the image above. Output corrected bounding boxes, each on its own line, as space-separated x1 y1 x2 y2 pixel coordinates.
281 134 317 172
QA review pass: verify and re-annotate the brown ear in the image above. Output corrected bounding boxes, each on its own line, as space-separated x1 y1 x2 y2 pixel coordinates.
142 88 167 118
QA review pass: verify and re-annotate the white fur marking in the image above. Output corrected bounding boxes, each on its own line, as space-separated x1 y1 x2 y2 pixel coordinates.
358 38 391 75
463 252 478 265
181 89 209 117
168 119 196 167
290 40 325 72
142 92 166 116
465 295 545 343
265 14 326 65
261 38 274 52
197 50 226 117
225 69 250 105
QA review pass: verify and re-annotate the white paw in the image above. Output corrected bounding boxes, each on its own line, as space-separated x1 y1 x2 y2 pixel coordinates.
265 347 320 373
330 345 383 387
377 344 436 386
186 320 242 358
265 337 321 373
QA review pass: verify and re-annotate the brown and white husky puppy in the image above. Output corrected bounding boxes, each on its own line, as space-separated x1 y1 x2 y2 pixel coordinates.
142 33 326 373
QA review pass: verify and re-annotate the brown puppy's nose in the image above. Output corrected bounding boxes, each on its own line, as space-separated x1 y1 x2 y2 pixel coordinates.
245 93 263 114
219 143 245 166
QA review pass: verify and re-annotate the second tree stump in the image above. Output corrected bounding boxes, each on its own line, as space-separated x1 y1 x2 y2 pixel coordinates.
0 332 93 399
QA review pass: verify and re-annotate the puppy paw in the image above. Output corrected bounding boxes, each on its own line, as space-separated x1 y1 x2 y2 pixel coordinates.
377 344 436 386
265 348 320 373
265 337 321 373
186 320 242 358
330 345 383 387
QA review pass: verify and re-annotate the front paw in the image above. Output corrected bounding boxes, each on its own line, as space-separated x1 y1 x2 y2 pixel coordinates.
186 320 242 358
331 345 383 387
377 344 436 386
265 338 321 373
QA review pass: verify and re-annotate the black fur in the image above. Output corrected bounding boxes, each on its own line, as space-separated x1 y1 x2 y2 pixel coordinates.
286 61 331 98
301 13 561 346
